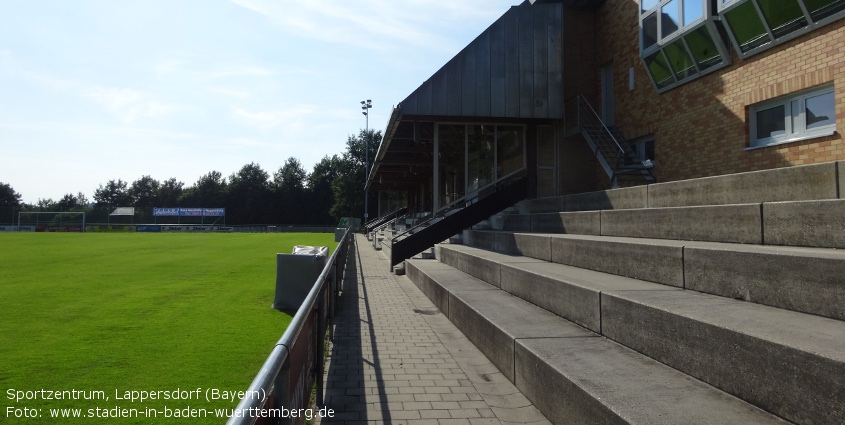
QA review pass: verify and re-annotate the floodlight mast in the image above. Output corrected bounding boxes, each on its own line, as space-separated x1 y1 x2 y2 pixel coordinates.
361 99 372 224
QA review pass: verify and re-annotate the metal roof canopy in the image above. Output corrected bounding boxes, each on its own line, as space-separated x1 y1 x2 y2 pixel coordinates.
369 0 579 192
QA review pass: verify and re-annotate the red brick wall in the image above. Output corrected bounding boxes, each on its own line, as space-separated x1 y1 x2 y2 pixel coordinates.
588 0 845 183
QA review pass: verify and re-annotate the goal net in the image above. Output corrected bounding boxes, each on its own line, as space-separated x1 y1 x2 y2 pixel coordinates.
17 211 87 232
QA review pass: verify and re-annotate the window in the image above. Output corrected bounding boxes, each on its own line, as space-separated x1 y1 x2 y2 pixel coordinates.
749 86 837 148
639 0 730 92
721 0 845 58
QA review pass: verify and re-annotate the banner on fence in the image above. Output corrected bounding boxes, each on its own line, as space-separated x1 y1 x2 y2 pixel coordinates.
86 225 136 233
153 208 226 217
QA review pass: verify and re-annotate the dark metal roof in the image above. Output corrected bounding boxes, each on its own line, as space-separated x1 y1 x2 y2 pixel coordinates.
398 1 564 120
368 1 569 192
530 0 605 7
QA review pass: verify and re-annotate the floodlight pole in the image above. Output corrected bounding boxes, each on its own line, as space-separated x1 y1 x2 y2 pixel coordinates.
361 99 372 225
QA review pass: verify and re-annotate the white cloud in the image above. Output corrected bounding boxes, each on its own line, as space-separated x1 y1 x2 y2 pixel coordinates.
227 0 502 55
232 104 317 131
211 66 273 78
210 87 251 99
84 86 180 123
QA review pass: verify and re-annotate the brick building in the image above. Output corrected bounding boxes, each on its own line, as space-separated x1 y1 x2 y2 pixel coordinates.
366 0 845 263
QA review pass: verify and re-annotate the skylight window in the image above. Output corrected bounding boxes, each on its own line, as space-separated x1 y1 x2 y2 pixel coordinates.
639 0 730 92
720 0 845 58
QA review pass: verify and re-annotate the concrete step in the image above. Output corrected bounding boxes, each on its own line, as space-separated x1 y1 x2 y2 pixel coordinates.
461 231 845 321
516 161 842 215
511 198 845 250
406 259 787 425
432 244 845 425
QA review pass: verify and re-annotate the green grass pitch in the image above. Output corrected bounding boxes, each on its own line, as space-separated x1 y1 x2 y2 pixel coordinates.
0 232 338 424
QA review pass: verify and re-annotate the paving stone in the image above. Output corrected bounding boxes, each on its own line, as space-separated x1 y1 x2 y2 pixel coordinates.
315 235 551 425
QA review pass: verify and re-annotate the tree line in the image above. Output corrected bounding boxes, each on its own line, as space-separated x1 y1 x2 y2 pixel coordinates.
0 130 382 226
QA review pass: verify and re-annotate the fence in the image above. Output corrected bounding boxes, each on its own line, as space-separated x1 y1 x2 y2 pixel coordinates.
226 229 351 425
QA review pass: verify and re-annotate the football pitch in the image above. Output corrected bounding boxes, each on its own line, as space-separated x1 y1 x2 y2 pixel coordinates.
0 232 338 424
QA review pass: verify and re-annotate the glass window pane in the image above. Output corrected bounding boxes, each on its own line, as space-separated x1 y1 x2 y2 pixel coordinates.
683 0 704 26
467 125 494 193
802 0 845 21
644 50 675 89
805 91 836 130
758 0 808 39
642 0 660 13
496 126 524 178
662 0 681 38
723 1 772 53
664 39 698 80
643 13 658 49
438 124 466 206
757 105 787 139
684 26 723 70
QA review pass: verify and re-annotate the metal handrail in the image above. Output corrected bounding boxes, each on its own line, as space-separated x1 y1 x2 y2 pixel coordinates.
392 169 526 242
572 94 626 155
227 229 351 425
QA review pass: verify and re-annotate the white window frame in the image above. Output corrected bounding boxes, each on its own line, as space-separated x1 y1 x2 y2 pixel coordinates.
748 85 837 149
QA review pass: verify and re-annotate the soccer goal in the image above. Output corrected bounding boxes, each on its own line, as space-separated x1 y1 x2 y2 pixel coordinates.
17 211 87 232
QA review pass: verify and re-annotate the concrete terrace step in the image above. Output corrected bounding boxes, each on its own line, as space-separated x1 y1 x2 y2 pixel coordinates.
431 244 845 425
501 198 845 249
405 258 788 425
462 230 845 321
517 160 843 214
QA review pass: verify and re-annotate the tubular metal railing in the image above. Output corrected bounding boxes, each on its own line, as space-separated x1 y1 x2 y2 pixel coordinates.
390 171 528 267
363 206 409 233
565 94 654 187
226 229 351 425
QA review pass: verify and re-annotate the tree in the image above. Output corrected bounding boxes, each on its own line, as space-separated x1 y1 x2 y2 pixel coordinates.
227 163 271 225
273 157 307 193
306 155 341 224
0 182 22 207
272 157 308 224
179 171 227 208
330 129 382 221
94 179 131 208
57 192 88 211
36 198 58 210
129 176 160 208
158 178 184 207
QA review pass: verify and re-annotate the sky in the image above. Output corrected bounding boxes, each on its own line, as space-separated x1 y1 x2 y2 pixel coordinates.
0 0 521 204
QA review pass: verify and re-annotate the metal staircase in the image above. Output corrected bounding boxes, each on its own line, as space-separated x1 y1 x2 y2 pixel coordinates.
568 94 655 187
390 172 528 267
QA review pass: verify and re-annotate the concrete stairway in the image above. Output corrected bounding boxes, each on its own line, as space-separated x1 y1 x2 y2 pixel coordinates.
402 161 845 425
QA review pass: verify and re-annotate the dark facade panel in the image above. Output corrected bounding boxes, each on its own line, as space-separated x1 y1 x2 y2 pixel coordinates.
476 29 492 117
433 65 448 114
446 57 462 116
504 8 521 117
547 6 564 117
533 7 550 118
397 2 563 120
462 41 477 116
490 16 507 117
518 3 535 118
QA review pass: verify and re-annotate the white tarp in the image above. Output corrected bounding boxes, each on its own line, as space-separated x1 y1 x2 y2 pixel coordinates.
110 207 135 216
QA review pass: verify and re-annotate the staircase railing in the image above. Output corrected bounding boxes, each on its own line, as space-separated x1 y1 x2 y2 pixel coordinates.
566 94 654 187
390 171 528 267
363 206 409 233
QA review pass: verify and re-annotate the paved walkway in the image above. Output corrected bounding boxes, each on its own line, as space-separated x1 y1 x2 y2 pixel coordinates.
317 234 551 425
